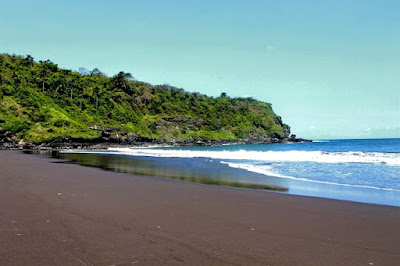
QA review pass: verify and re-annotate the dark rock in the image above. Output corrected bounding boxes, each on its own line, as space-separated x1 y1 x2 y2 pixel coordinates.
271 132 285 140
288 134 312 143
103 127 117 133
126 133 138 143
23 143 33 149
110 133 122 143
89 125 101 130
101 131 111 138
271 137 280 143
282 124 291 136
0 118 5 123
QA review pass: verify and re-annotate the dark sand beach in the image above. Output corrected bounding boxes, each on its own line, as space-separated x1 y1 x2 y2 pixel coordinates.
1 150 400 265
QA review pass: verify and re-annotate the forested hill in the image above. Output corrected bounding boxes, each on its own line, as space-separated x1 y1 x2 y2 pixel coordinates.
0 53 297 148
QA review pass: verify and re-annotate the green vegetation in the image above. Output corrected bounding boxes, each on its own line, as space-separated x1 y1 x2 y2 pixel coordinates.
0 53 290 144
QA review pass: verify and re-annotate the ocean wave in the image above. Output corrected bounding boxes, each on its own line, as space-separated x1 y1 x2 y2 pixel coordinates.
81 148 400 165
221 162 400 192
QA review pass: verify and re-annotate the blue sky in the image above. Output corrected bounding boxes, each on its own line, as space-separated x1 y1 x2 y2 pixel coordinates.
1 0 399 139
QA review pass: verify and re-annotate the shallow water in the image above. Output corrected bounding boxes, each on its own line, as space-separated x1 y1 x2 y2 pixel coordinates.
38 138 400 207
45 152 289 191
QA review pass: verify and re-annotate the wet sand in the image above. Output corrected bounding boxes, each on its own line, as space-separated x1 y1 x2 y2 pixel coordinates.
1 150 400 265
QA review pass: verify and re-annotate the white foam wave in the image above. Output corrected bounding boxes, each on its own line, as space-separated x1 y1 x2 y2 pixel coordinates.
221 162 400 192
74 148 400 165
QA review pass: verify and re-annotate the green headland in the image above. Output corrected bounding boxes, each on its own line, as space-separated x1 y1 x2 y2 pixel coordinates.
0 53 305 148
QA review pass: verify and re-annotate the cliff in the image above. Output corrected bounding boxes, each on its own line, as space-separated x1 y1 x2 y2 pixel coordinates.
0 54 308 149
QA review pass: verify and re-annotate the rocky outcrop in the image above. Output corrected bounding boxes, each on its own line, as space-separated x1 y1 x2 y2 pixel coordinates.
0 128 20 149
288 134 312 143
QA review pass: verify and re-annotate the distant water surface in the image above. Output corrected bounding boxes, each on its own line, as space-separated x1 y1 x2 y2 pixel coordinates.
57 138 400 207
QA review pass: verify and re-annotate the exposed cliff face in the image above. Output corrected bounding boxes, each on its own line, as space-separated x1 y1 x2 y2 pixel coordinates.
0 53 309 149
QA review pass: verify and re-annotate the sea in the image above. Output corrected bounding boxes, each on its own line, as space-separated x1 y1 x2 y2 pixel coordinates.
57 138 400 207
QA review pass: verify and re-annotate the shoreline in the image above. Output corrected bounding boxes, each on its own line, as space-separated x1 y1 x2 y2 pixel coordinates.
0 134 312 150
49 148 400 208
1 150 400 265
